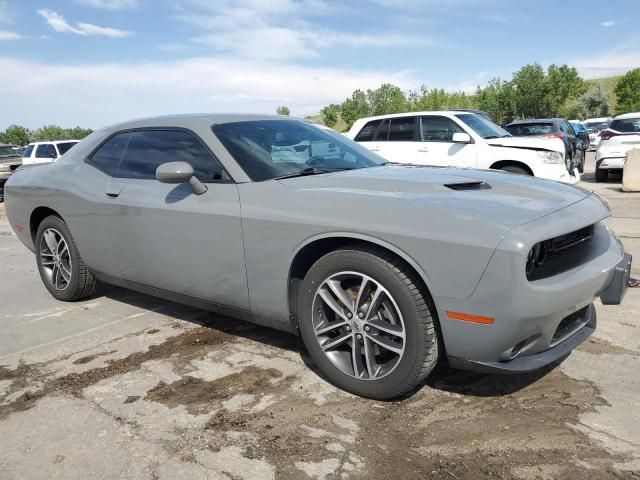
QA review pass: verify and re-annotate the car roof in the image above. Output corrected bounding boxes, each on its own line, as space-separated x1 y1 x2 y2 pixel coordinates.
27 140 82 146
506 118 563 125
102 113 299 132
352 111 476 123
614 112 640 119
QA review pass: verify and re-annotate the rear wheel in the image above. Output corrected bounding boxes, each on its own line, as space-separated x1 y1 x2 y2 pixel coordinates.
35 215 97 301
298 246 439 400
578 151 585 173
499 165 529 176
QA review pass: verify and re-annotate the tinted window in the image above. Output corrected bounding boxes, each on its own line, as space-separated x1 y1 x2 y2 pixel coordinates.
213 120 387 182
88 132 132 176
420 116 463 142
57 141 78 155
388 117 416 141
373 120 389 141
506 123 555 136
355 120 382 142
36 144 56 158
22 145 34 158
116 130 225 182
610 117 640 133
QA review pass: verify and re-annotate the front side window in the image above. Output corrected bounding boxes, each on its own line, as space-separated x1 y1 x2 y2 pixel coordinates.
213 120 387 182
420 116 463 142
88 130 227 182
388 117 417 141
36 144 56 158
22 145 34 158
456 113 511 139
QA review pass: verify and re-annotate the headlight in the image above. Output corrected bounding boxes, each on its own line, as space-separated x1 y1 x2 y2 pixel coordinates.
536 151 563 164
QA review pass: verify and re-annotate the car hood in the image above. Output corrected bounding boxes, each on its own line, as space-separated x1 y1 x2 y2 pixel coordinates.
278 165 590 228
485 136 564 152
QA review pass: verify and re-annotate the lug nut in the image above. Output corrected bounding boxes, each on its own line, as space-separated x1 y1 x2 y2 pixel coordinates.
364 325 370 332
346 312 352 319
358 312 364 319
346 325 351 332
356 333 362 340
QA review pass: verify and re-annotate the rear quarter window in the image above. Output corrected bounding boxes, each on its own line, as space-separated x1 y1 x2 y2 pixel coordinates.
57 142 78 155
610 118 640 133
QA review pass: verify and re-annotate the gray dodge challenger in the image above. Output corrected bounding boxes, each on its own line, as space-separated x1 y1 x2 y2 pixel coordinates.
4 114 631 399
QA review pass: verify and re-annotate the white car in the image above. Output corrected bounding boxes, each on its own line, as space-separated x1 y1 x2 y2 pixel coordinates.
595 112 640 182
347 111 577 184
21 140 80 165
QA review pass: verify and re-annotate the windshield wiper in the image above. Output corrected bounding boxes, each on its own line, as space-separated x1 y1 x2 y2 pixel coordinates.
273 166 357 180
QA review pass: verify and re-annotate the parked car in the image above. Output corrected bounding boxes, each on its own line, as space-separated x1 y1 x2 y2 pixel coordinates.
584 117 611 133
588 128 604 151
348 111 577 184
505 118 584 173
569 120 590 160
595 112 640 182
450 109 497 124
0 144 22 202
22 140 80 165
4 114 630 400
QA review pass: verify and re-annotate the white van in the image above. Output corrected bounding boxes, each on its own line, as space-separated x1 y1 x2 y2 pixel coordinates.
22 140 80 165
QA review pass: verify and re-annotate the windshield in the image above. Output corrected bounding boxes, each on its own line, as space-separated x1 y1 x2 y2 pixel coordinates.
506 122 554 136
455 113 511 139
213 120 387 181
584 121 609 131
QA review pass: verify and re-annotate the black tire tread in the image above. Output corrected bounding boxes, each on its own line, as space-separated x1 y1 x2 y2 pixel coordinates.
36 215 97 301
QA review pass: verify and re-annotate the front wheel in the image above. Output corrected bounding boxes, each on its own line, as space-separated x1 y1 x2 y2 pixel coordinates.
499 165 529 176
298 246 439 400
35 215 97 301
595 166 608 182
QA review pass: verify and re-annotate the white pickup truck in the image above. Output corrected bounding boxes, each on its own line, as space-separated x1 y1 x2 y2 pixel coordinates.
348 111 578 184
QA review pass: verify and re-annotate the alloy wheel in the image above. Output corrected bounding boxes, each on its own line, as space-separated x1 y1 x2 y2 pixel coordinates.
39 228 72 291
311 271 406 380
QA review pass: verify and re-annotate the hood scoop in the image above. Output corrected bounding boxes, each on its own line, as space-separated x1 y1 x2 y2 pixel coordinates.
444 181 491 191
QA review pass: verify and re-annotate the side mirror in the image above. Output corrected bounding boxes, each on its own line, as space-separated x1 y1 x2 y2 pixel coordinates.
452 132 472 144
156 161 207 195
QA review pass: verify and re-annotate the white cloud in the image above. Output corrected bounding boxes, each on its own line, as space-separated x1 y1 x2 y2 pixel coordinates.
0 30 23 40
601 20 616 27
179 0 429 60
0 56 416 129
37 9 132 38
74 0 138 9
572 50 640 78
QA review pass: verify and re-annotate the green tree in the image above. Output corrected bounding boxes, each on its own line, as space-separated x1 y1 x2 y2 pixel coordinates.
320 104 339 128
0 125 31 146
510 63 550 118
32 125 66 141
366 83 407 116
66 126 93 139
340 89 369 129
475 78 515 124
546 64 587 115
615 68 640 114
276 106 290 116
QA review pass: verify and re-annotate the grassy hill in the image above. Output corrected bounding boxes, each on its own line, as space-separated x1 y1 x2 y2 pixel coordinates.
585 75 620 112
305 113 348 132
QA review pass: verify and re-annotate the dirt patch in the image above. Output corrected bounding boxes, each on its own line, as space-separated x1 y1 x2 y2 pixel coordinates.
578 336 639 356
124 395 140 404
147 329 160 334
145 367 282 415
72 350 117 365
0 326 232 419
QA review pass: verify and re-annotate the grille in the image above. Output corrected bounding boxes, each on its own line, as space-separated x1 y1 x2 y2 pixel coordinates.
543 225 594 259
551 307 589 346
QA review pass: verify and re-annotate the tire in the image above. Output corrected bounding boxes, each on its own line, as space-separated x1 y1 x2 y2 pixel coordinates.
595 163 608 183
35 215 97 301
578 151 585 174
499 165 529 176
298 245 439 400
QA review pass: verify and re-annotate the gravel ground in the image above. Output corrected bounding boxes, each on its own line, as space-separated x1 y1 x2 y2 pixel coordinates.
1 153 639 480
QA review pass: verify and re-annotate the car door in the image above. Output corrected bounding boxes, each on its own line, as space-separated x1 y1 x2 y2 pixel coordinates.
416 115 477 167
86 128 250 310
373 116 420 164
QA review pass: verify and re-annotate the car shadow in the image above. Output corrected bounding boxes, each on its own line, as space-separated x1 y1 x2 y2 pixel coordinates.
94 283 557 400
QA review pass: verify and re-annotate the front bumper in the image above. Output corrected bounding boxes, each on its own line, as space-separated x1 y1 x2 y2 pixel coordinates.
598 157 625 170
435 194 627 374
535 162 580 185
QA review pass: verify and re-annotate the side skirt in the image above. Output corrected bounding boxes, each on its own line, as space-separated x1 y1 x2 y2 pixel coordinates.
92 271 298 335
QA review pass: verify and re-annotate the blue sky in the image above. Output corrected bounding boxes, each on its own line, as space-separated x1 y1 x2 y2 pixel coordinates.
1 0 639 129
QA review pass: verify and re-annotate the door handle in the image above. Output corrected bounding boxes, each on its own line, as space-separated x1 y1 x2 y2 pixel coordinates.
418 147 429 152
106 186 121 198
370 147 381 152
